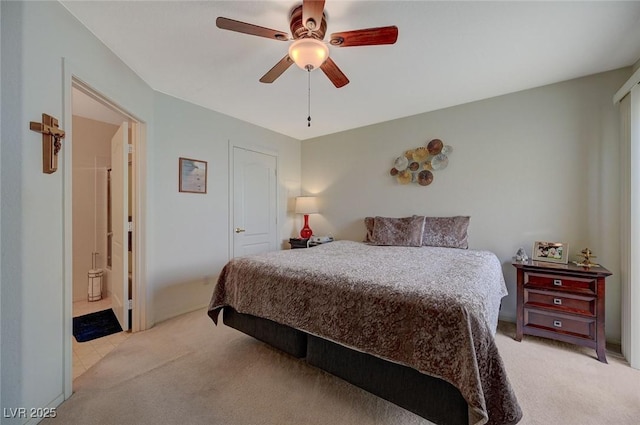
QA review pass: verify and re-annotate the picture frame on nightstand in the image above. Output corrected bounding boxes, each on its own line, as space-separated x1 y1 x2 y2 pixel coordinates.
532 241 568 264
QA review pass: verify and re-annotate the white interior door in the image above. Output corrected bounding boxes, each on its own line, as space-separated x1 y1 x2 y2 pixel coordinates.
233 147 277 257
111 122 129 330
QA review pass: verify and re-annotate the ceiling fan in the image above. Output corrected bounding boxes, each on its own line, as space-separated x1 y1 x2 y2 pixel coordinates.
216 0 398 88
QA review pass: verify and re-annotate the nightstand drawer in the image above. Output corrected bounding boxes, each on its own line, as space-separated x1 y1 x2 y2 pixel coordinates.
525 309 595 339
524 272 596 295
524 289 596 316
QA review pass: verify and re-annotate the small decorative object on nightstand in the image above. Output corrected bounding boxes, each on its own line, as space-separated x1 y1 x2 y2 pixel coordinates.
574 247 599 267
515 247 528 262
309 235 333 247
513 259 612 363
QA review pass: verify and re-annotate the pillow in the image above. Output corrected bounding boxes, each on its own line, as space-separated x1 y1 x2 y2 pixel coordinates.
364 215 421 243
422 216 470 249
371 216 425 247
364 216 375 243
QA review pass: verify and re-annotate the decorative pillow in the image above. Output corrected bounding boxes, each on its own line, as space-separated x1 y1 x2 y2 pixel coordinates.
371 216 425 247
422 216 470 249
364 216 375 243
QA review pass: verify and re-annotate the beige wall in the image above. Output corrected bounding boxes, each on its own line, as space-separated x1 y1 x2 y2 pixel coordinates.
301 68 630 343
72 116 117 301
149 92 301 324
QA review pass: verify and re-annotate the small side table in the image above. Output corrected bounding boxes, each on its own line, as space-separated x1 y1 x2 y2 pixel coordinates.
512 259 611 363
289 238 310 249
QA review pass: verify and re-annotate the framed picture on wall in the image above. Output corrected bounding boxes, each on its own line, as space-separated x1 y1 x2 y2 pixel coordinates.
532 241 569 264
179 157 207 194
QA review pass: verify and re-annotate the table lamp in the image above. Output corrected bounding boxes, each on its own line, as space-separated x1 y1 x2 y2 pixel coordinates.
295 196 318 238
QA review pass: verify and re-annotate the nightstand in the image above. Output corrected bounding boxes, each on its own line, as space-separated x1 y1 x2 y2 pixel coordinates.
512 259 612 363
289 238 310 249
289 238 334 249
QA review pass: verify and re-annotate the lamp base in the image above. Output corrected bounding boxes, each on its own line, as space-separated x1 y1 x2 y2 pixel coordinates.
300 214 313 239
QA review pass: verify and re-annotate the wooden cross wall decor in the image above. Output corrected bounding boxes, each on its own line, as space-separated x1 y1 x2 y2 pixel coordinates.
30 113 66 174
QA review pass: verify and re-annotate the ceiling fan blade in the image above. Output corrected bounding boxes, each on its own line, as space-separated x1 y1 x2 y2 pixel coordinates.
320 58 349 88
259 55 295 83
302 0 325 32
329 26 398 47
216 17 289 41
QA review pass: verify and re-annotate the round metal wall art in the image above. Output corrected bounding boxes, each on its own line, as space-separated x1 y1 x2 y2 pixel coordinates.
390 138 453 186
397 169 412 184
393 155 408 171
417 170 434 186
431 153 449 170
427 139 443 155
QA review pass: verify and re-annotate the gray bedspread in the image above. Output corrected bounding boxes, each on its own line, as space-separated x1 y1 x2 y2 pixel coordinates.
208 241 522 425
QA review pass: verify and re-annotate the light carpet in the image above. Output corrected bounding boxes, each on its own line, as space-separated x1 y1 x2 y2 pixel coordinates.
45 308 640 425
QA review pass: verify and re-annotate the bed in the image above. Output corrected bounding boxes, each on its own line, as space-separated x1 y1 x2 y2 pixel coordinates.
208 235 522 425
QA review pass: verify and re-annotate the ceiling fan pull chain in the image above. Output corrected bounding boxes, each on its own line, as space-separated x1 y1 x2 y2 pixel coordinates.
307 67 312 127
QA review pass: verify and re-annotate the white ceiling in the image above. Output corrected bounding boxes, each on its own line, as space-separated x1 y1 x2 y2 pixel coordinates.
60 1 640 141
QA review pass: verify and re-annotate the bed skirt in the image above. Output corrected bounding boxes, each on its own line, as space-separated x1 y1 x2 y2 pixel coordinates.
221 307 468 425
222 307 307 358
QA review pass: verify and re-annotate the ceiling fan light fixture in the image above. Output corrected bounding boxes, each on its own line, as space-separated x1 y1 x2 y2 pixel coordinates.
288 38 329 71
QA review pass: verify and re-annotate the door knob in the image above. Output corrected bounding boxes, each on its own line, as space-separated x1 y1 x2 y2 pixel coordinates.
235 228 245 233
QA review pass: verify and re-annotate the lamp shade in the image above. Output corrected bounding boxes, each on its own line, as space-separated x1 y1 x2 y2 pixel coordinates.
288 38 329 70
295 196 319 214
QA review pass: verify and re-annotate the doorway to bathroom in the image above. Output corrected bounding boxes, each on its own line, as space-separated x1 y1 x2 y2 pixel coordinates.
70 82 138 381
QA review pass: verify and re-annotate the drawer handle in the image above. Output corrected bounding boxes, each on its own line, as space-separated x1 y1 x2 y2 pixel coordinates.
553 298 563 305
553 320 562 328
553 279 563 286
